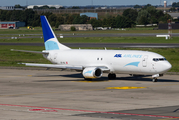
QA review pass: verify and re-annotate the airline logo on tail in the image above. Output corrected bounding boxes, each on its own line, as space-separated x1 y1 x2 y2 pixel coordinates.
40 16 60 50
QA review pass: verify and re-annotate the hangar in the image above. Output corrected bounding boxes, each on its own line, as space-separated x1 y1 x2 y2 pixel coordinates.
0 21 25 29
59 24 93 31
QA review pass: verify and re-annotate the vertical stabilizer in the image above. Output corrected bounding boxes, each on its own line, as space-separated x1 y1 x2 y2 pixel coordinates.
40 16 70 50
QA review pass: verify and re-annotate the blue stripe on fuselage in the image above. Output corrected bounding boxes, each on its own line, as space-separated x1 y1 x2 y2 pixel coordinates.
124 62 140 67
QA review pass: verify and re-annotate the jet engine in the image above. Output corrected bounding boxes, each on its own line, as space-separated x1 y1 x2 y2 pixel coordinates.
82 67 102 79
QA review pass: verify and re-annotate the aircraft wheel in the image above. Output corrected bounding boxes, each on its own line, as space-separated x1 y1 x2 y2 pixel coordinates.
152 78 158 82
84 78 92 80
108 73 116 80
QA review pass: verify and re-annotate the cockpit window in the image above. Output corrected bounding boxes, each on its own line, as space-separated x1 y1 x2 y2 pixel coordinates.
153 58 167 62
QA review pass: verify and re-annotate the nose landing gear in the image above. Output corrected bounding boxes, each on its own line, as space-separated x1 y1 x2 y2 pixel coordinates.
152 74 163 82
152 77 158 82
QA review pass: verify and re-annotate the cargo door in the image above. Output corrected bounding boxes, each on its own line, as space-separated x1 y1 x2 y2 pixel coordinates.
142 55 148 67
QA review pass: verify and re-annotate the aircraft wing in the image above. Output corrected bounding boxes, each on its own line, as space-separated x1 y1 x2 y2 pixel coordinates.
22 63 83 70
84 66 110 71
21 63 110 71
11 49 49 54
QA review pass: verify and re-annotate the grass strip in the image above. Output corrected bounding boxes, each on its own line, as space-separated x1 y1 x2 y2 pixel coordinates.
0 36 179 43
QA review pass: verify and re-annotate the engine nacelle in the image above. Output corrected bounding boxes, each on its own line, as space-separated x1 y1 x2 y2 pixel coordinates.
82 67 103 79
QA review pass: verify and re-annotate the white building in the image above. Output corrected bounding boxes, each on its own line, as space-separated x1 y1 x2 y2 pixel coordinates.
27 5 63 9
0 6 14 10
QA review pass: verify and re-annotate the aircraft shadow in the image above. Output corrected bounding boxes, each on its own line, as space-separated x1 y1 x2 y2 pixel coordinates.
115 76 179 82
34 73 83 78
33 73 179 82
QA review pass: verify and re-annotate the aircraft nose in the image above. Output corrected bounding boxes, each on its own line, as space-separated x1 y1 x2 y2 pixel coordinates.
164 62 172 72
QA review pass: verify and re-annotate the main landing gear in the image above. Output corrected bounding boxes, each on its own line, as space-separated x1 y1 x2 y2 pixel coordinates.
108 73 116 79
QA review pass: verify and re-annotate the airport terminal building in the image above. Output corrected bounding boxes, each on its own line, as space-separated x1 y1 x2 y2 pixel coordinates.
0 21 25 29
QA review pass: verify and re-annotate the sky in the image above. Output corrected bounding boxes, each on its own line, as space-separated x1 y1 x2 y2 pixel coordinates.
0 0 177 6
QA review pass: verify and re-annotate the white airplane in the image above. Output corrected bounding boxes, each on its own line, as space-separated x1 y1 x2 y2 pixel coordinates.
12 16 172 82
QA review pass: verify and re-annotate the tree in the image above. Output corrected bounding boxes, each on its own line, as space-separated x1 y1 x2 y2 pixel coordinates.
71 26 76 31
14 4 23 8
10 10 22 21
169 7 176 12
50 7 56 9
172 2 179 7
56 16 64 25
108 17 116 28
48 14 57 26
40 12 53 19
88 18 102 27
79 15 89 24
134 5 142 8
136 9 150 25
146 6 157 24
23 9 36 26
39 5 49 9
65 14 78 24
72 15 81 24
6 11 12 20
33 6 38 9
59 7 65 9
144 4 152 9
115 15 132 28
123 9 138 22
71 6 80 9
158 14 172 23
72 15 88 24
0 10 7 21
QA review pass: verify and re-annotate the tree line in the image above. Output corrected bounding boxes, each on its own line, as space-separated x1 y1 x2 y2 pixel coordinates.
0 5 171 28
172 2 179 7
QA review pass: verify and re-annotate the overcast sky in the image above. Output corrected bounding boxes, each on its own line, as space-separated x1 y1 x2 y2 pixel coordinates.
0 0 177 6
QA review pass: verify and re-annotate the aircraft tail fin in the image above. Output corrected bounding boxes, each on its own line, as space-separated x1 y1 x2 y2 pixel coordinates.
40 16 70 50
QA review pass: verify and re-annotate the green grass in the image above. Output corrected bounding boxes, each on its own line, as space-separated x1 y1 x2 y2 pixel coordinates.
57 37 179 43
0 37 179 43
0 45 179 72
1 27 179 34
0 45 50 67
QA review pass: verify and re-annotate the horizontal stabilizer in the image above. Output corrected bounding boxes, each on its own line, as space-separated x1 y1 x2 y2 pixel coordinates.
11 49 49 54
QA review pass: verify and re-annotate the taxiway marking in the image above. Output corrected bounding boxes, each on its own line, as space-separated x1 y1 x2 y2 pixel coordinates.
0 104 179 119
106 86 146 89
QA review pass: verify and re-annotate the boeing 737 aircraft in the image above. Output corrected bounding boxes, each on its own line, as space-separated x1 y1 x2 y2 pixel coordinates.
12 16 172 82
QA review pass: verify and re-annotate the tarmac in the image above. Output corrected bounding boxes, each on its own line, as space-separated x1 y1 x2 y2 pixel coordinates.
0 68 179 120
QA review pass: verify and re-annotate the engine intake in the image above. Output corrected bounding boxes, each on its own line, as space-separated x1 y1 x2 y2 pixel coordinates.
82 67 102 79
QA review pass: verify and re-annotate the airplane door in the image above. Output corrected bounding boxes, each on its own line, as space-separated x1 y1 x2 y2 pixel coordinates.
142 55 148 67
